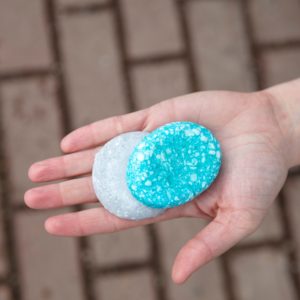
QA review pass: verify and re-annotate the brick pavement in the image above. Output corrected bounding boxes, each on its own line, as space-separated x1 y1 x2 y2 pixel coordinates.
0 0 299 299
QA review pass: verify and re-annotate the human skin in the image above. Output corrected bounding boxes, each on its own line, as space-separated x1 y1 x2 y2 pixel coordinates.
25 78 300 284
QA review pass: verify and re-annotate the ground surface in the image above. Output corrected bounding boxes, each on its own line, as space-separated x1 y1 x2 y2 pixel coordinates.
0 0 300 299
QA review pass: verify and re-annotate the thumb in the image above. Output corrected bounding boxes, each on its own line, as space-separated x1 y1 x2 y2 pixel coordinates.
172 208 262 284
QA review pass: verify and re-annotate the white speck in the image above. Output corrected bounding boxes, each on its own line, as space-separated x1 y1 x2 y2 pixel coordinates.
131 184 137 191
190 173 197 182
137 153 144 161
137 142 145 149
202 182 207 188
185 129 194 136
209 150 216 155
209 143 215 149
200 134 208 142
166 148 172 154
201 157 206 163
156 154 161 159
145 180 152 186
216 151 221 159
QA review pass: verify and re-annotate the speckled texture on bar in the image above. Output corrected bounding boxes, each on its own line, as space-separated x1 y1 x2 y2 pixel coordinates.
126 122 222 209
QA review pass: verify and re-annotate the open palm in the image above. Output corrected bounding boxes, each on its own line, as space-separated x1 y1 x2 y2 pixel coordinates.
25 90 289 283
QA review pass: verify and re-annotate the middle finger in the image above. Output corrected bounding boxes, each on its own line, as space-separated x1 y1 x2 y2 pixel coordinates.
25 176 98 209
28 148 98 182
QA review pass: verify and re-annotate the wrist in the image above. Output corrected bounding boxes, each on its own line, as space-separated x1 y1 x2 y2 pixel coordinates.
265 79 300 168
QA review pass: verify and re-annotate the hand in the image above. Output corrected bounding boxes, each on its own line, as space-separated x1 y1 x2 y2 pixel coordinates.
25 87 294 284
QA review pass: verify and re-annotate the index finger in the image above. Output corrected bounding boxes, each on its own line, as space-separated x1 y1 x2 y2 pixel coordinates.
61 109 149 153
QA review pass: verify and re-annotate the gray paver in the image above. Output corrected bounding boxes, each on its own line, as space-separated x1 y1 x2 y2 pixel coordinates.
1 77 62 204
0 0 52 71
60 11 128 128
232 248 297 300
15 210 85 300
121 0 183 58
187 0 255 91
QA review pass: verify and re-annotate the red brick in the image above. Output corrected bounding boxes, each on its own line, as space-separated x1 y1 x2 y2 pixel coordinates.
283 176 300 281
157 219 226 300
89 227 150 267
1 77 62 204
0 0 51 71
60 11 128 128
131 61 190 109
263 48 300 87
121 0 183 58
241 202 283 244
0 286 12 300
95 269 156 300
231 248 297 300
249 0 300 44
187 0 255 91
14 210 84 300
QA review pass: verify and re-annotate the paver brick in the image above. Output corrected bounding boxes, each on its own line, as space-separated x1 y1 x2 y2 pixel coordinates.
0 77 62 204
241 202 283 244
249 0 300 44
121 0 183 58
283 176 300 281
0 0 52 72
187 0 255 91
0 285 11 300
14 210 84 300
95 269 156 300
231 248 297 300
131 60 190 109
157 219 226 300
262 48 300 87
60 11 128 128
89 227 150 267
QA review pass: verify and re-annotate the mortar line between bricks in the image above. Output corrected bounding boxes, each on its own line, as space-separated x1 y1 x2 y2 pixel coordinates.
0 277 9 285
233 239 286 253
259 40 300 52
127 52 187 67
60 1 113 15
0 68 55 82
44 1 97 300
278 191 300 298
219 255 236 300
111 1 168 299
93 260 152 276
176 0 199 92
288 167 300 178
0 92 22 299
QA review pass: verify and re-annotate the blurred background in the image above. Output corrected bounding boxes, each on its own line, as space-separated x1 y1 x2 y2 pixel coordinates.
0 0 300 299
